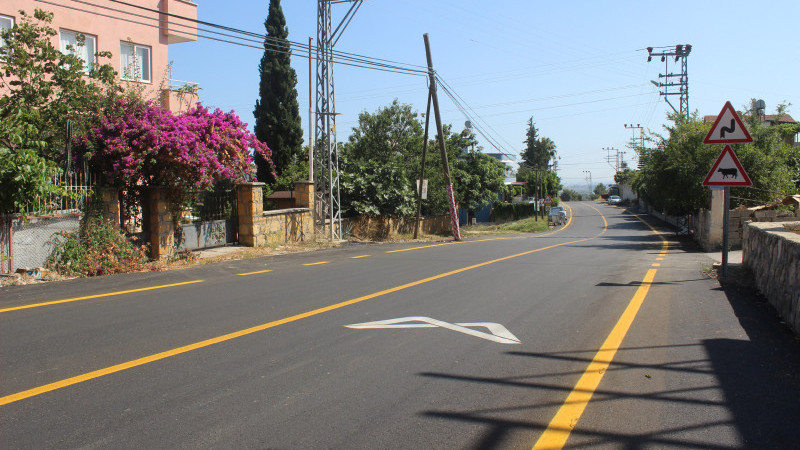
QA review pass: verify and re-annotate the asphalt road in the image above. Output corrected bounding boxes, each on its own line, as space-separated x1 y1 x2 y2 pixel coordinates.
2 201 799 449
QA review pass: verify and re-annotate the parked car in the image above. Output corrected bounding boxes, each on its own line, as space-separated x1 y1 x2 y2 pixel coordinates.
608 195 622 205
548 206 567 225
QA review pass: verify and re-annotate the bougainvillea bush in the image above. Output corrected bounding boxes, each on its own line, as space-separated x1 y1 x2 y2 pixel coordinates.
75 100 274 190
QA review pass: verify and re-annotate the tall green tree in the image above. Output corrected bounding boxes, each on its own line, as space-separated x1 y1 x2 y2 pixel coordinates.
520 116 556 170
253 0 302 184
453 151 505 221
633 110 798 215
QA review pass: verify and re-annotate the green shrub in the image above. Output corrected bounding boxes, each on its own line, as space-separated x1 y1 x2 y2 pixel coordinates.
491 203 536 222
48 215 148 276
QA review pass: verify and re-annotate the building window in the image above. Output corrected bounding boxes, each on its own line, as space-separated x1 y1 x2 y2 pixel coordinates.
120 41 151 83
60 29 97 73
0 14 14 48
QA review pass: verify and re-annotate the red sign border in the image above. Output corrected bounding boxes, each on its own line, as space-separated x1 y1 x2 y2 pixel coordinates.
703 145 752 186
703 101 753 144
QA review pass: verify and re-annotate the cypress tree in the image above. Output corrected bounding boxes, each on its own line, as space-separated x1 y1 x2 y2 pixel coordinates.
253 0 303 184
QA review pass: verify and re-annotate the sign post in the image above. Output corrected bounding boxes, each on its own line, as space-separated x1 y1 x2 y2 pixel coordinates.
702 102 753 278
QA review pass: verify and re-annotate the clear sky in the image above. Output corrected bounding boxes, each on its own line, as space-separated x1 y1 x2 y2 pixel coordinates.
169 0 800 190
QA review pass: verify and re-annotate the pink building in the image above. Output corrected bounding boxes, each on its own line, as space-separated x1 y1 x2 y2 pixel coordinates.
1 0 198 112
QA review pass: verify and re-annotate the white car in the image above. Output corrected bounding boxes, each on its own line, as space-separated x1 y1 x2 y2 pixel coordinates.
608 195 622 205
548 206 567 225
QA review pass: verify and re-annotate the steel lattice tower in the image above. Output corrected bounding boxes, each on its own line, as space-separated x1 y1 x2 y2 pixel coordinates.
315 0 362 240
647 45 692 116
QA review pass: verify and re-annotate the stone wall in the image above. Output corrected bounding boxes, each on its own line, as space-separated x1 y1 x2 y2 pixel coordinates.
344 215 452 240
237 182 315 247
743 221 800 333
696 207 797 251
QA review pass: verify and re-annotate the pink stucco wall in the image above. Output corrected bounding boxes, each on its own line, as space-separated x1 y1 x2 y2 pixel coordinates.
2 0 196 110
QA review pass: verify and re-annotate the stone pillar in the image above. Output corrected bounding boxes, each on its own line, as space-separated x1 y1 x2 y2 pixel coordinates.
99 187 120 226
148 187 175 260
708 188 725 249
237 182 265 247
294 181 314 209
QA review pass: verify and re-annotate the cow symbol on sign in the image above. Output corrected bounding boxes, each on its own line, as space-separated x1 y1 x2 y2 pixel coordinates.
717 168 738 179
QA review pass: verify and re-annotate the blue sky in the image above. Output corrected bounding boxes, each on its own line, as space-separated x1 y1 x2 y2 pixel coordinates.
169 0 800 189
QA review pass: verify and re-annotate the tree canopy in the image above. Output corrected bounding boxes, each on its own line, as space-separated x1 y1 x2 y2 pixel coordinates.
253 0 303 184
633 109 799 215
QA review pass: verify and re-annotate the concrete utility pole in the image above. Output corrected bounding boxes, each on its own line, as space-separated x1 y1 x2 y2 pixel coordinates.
602 146 621 173
647 45 692 116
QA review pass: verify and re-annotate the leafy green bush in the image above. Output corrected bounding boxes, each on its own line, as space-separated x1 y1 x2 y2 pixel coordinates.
491 203 535 222
48 215 148 276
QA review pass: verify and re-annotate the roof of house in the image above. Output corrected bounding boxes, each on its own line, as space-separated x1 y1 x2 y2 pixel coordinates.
266 190 294 200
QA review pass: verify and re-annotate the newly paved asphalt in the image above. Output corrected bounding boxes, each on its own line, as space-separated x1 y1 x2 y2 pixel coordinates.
2 201 799 449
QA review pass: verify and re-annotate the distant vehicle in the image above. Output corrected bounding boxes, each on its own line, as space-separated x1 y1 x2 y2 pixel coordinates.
548 206 567 225
608 195 622 205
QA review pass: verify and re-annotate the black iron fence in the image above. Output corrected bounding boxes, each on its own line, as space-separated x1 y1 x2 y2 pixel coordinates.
185 186 238 222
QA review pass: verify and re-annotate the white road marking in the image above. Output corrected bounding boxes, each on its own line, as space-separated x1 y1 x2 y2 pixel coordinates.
345 316 521 344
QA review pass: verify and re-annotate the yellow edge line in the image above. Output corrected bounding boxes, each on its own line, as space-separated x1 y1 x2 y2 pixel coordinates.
0 280 204 314
0 206 607 407
533 206 666 450
237 270 272 276
533 269 658 450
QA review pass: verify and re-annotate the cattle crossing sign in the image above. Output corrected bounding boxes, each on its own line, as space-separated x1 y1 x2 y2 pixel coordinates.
703 145 752 187
703 101 753 278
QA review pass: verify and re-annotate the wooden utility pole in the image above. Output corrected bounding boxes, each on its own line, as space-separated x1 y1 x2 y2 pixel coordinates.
423 33 461 241
413 90 432 239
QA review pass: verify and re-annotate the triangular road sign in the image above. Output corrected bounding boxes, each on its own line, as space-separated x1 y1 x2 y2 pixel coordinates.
704 101 753 144
703 145 752 186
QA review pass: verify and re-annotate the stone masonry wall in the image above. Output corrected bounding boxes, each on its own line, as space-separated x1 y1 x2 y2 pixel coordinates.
344 215 452 240
238 182 315 247
742 221 800 333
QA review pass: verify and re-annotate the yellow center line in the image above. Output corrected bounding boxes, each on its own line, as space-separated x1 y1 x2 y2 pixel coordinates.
350 255 371 259
651 263 661 267
237 270 272 276
303 261 329 266
0 280 204 314
0 205 608 407
533 206 668 449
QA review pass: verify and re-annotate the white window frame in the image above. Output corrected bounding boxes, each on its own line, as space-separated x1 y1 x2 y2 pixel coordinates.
120 41 151 83
59 29 97 73
0 14 14 49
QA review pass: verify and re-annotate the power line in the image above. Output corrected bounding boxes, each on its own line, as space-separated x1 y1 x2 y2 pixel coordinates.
42 0 429 77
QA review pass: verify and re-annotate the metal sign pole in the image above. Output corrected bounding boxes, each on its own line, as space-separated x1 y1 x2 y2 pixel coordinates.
721 186 730 278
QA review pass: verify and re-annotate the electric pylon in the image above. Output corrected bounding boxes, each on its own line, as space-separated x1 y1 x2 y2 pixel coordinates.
646 45 691 116
315 0 362 240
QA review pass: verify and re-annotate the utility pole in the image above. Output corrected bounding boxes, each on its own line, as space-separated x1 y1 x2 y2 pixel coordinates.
583 170 592 193
624 123 644 170
423 33 461 241
646 45 691 116
308 36 313 183
315 0 363 240
602 146 621 173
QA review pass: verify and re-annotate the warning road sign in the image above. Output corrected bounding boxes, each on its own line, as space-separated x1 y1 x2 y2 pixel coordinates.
703 101 753 144
703 145 752 186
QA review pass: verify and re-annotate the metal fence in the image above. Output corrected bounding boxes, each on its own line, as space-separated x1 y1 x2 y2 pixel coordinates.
185 186 238 222
1 172 97 273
